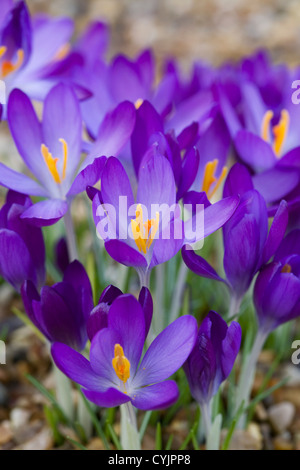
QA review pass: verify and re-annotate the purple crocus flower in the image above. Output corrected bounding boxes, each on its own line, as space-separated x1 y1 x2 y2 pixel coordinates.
51 294 198 410
182 163 289 310
254 229 300 334
93 152 239 286
0 190 45 291
0 1 77 117
21 260 93 351
184 311 241 407
0 83 135 225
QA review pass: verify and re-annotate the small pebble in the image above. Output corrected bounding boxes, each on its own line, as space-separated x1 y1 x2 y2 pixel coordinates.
268 402 295 434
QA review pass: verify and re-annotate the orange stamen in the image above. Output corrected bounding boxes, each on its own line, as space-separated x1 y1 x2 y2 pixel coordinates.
135 98 144 110
112 344 130 386
131 204 159 254
272 109 289 157
41 139 68 184
202 159 228 199
1 49 24 78
281 263 292 274
261 110 274 143
54 43 70 61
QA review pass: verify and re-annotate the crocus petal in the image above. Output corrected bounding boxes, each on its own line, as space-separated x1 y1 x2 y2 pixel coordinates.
177 147 200 201
138 287 153 338
63 260 94 319
51 342 108 390
0 163 48 197
110 55 147 103
184 196 239 244
105 240 147 268
42 83 82 183
83 388 130 408
274 230 300 261
108 294 146 373
131 381 179 411
0 229 36 291
75 21 109 64
253 167 300 203
223 163 254 198
89 327 122 383
235 130 277 172
67 156 106 197
81 101 136 171
133 315 197 387
262 200 288 264
181 245 225 283
20 199 68 226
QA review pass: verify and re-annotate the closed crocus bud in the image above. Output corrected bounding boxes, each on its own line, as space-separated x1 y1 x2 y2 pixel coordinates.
184 311 242 406
21 260 93 351
0 190 45 291
254 233 300 334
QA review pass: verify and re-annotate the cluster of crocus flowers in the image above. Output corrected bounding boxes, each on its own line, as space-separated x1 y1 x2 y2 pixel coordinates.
1 0 300 451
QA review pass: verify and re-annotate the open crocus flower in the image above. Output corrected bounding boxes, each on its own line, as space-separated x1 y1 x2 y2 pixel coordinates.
182 163 289 310
0 1 77 117
0 190 45 291
0 83 135 225
93 152 239 286
254 229 300 334
51 294 197 410
184 311 241 407
21 260 93 351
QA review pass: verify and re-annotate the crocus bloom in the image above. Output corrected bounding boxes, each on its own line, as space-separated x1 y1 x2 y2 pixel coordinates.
52 294 198 410
0 83 135 225
182 163 289 308
21 260 93 351
0 190 45 291
184 311 241 406
0 0 76 117
254 229 300 334
93 152 239 286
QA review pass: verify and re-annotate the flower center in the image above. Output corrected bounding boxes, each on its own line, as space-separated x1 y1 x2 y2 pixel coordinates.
201 159 228 199
112 344 130 390
41 139 68 184
0 46 24 79
281 263 292 273
261 109 290 157
131 203 159 254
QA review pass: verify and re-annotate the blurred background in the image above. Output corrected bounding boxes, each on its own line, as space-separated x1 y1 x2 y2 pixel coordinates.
26 0 300 68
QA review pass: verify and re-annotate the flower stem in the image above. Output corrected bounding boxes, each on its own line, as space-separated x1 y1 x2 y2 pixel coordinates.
200 401 212 439
64 206 78 262
235 329 268 428
53 361 74 421
169 259 188 324
120 402 141 450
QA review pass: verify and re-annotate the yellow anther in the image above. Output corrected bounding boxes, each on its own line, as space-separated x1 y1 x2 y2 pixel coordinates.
0 46 7 60
281 263 292 274
135 98 144 110
41 144 61 184
54 43 70 61
261 110 274 143
131 204 160 254
201 159 228 200
41 139 68 184
1 49 24 78
272 109 289 157
112 344 130 385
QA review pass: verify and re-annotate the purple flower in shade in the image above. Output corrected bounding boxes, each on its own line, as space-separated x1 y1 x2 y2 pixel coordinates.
0 83 135 226
184 311 241 406
21 260 93 351
254 229 300 334
182 163 289 308
0 1 78 117
0 190 45 291
51 294 198 410
93 152 239 286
